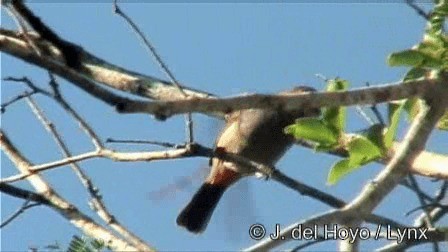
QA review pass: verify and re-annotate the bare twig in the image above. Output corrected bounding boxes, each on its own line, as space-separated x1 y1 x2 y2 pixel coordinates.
406 202 444 216
1 90 37 113
24 94 150 248
435 181 448 202
4 75 104 149
112 1 194 143
0 130 153 251
406 0 430 20
355 106 376 125
414 181 448 227
3 3 43 57
365 82 386 126
0 197 41 228
106 138 179 149
4 76 52 95
406 174 434 227
47 73 103 149
401 179 435 203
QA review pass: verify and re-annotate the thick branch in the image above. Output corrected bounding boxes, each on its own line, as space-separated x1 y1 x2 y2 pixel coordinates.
2 28 446 179
0 183 50 205
0 28 216 103
117 80 436 118
0 28 438 120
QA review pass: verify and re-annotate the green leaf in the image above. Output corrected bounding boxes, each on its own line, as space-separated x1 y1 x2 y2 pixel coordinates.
327 136 382 185
347 136 383 166
427 2 448 35
285 118 339 147
419 34 448 68
403 98 422 122
363 123 386 154
403 68 429 81
437 110 448 130
384 102 405 149
327 159 351 185
419 33 446 53
387 50 427 67
326 78 349 92
67 235 105 252
68 236 92 252
323 78 349 134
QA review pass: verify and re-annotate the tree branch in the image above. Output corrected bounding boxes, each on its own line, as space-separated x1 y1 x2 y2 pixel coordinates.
245 79 448 251
0 28 216 105
0 130 154 251
2 27 446 179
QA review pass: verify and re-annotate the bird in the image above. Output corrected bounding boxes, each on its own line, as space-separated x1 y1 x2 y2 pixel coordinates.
176 86 320 233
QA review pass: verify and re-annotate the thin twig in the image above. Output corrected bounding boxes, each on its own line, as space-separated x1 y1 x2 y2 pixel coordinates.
4 76 52 95
406 174 434 227
370 105 385 126
1 90 37 113
24 89 150 247
47 73 103 149
0 197 41 228
4 75 103 149
406 0 430 20
0 130 152 251
406 202 444 216
112 0 194 143
414 181 448 227
3 3 43 57
106 138 179 149
355 106 375 126
365 82 386 126
271 169 344 208
401 179 435 203
434 181 448 202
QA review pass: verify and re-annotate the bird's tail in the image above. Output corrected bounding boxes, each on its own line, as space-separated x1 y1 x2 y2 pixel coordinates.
176 183 227 233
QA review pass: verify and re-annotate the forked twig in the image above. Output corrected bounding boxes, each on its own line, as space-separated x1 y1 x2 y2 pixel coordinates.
112 0 194 143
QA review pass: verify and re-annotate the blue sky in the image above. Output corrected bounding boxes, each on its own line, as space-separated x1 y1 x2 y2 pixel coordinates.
1 3 447 251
